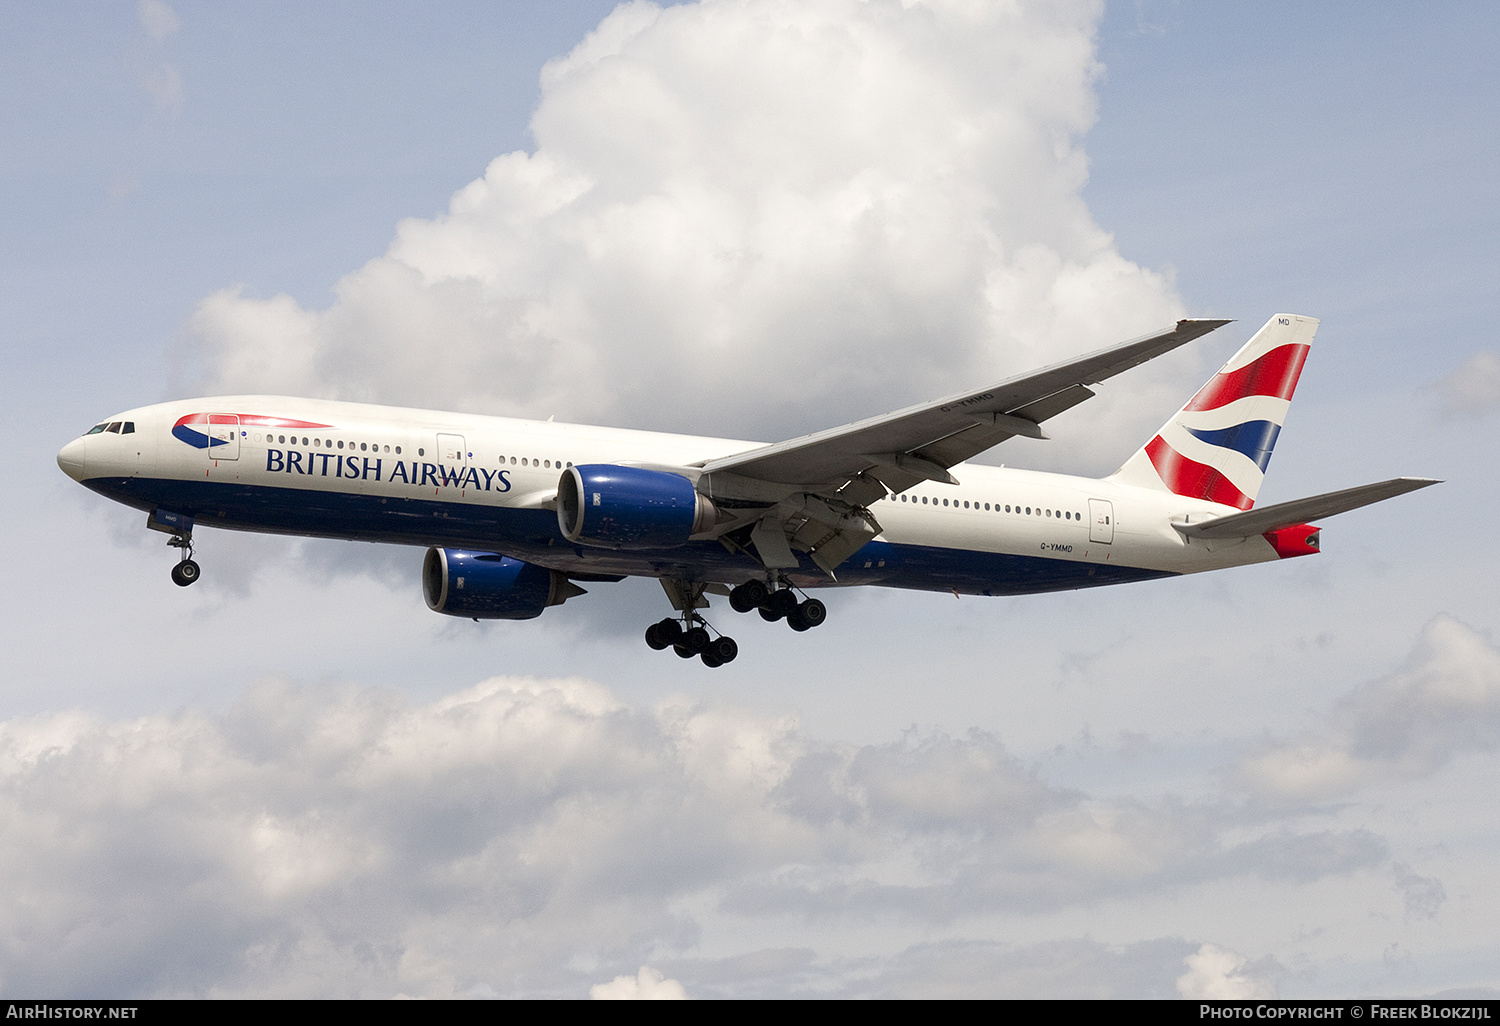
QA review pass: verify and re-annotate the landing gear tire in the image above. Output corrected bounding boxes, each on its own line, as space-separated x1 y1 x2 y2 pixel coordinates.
786 599 825 632
795 598 825 628
730 580 768 613
707 636 738 664
683 626 710 653
648 610 735 668
171 559 200 587
674 625 711 658
759 588 798 621
699 636 737 668
645 618 682 650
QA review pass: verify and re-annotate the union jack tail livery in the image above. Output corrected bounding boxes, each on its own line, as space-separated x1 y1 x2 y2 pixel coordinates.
1112 313 1317 509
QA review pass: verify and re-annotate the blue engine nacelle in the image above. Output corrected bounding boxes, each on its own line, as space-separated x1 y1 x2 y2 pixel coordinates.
422 548 581 620
557 464 716 549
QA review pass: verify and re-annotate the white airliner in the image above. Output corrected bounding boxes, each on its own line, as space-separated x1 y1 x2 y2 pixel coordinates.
58 314 1435 666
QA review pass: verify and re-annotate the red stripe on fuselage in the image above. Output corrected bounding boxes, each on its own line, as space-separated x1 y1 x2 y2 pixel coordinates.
174 413 331 430
1183 343 1310 412
238 415 332 429
1144 435 1254 509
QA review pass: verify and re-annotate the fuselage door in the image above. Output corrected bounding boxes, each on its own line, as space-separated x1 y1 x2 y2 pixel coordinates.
1088 498 1114 544
437 433 467 474
208 414 240 460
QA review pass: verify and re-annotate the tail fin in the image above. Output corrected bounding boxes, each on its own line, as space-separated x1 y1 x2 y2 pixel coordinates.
1111 313 1318 509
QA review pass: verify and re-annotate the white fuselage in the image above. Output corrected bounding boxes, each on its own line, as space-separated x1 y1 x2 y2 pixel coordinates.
58 395 1287 596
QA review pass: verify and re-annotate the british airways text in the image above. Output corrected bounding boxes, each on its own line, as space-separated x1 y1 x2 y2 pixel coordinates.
265 449 513 492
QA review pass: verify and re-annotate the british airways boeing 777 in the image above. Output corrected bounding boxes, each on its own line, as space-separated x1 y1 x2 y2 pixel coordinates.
57 314 1436 666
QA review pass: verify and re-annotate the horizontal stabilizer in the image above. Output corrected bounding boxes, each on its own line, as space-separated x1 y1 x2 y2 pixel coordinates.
1174 477 1440 539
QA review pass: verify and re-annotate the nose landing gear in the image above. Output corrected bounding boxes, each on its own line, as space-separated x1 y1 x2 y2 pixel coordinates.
170 556 200 587
168 533 200 587
148 509 201 587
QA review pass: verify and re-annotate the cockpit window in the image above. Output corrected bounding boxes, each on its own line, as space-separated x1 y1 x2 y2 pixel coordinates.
86 424 108 435
122 422 135 434
105 422 122 433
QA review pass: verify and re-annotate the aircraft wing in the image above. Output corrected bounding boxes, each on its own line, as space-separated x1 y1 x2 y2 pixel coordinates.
698 319 1231 499
1174 477 1441 539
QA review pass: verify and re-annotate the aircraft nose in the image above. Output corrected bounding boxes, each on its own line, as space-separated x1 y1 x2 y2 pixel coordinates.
57 436 86 482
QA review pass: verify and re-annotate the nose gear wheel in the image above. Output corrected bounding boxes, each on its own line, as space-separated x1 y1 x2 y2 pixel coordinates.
167 532 200 587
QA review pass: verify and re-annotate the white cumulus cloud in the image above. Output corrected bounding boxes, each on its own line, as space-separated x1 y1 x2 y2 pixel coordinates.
1234 616 1500 803
133 1 184 116
1176 943 1277 1000
590 965 688 999
137 63 184 116
137 0 180 41
182 0 1185 469
0 673 1383 997
1434 351 1500 416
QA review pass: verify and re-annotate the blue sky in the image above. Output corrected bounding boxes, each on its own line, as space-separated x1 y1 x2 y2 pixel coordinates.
3 0 1498 998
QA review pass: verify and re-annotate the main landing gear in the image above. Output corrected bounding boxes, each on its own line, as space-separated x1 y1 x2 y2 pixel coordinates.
645 577 741 668
645 617 740 668
642 577 827 667
727 579 826 632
